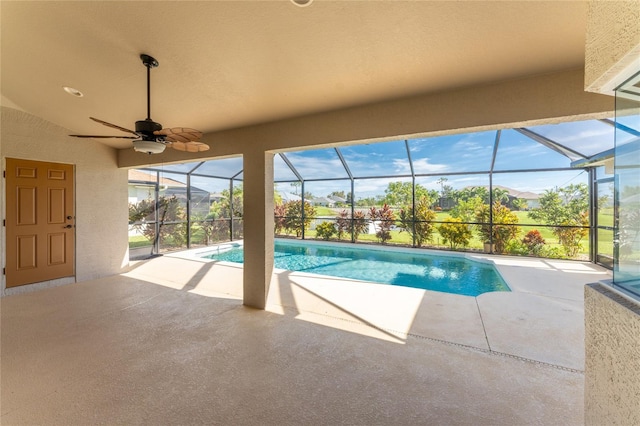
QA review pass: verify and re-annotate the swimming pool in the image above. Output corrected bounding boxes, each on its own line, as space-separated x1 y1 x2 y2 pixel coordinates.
201 240 509 297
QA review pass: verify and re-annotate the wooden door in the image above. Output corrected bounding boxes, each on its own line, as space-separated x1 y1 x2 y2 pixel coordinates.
5 158 75 288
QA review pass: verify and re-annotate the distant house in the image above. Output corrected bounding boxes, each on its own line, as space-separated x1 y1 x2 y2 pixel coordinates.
468 185 540 210
127 170 210 216
507 189 540 209
492 185 540 210
279 192 302 203
328 195 347 204
310 197 335 207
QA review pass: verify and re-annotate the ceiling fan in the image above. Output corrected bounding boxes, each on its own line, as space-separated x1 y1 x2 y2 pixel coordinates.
70 54 209 154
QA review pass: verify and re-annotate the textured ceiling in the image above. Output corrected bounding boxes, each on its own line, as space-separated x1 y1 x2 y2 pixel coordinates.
1 1 588 149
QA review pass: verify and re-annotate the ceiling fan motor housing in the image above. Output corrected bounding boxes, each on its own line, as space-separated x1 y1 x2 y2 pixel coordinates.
135 119 163 140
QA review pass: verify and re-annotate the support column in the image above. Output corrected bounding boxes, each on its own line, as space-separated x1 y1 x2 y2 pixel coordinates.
242 150 275 309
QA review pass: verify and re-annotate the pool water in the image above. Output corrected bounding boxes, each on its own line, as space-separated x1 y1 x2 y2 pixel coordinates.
203 241 510 297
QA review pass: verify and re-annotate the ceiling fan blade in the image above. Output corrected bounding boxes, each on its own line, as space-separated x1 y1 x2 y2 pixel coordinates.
69 134 138 139
154 127 203 143
169 141 210 153
90 117 139 136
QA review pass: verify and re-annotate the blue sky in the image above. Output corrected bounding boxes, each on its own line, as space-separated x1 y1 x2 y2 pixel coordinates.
143 118 633 199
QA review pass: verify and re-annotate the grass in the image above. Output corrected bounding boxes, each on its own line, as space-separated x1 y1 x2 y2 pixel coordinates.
286 208 592 259
315 206 340 216
129 235 152 248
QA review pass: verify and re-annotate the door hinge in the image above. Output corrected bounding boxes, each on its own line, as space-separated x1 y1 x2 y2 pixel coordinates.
2 219 5 226
2 268 5 275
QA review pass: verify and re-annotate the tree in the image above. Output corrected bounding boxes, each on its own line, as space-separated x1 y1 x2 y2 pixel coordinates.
492 188 510 205
381 181 436 207
511 198 528 211
129 195 186 250
282 201 317 237
210 184 243 219
290 181 301 196
398 197 436 247
456 186 489 204
436 177 448 196
356 196 378 207
382 181 413 206
451 196 484 222
528 183 589 257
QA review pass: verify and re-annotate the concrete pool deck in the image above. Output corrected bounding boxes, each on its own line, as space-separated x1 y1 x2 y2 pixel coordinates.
1 252 610 425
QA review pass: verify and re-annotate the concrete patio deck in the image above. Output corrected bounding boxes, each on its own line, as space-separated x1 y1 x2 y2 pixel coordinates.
1 252 610 425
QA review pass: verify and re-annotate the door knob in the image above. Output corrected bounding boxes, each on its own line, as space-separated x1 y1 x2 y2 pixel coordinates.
63 224 73 229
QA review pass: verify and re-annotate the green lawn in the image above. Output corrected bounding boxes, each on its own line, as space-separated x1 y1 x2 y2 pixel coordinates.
290 208 592 259
129 235 152 248
315 206 341 216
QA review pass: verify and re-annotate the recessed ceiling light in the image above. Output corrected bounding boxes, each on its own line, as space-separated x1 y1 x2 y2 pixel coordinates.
63 86 83 97
291 0 313 7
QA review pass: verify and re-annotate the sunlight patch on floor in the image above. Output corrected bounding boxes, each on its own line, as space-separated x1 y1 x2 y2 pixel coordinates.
268 271 423 343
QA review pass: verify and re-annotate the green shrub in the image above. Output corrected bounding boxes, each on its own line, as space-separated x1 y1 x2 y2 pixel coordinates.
282 201 317 237
522 229 546 256
506 240 529 256
437 217 473 249
528 184 589 258
398 197 437 247
368 204 395 244
336 210 350 239
129 195 186 249
352 210 368 241
475 202 520 253
541 246 566 259
316 221 336 240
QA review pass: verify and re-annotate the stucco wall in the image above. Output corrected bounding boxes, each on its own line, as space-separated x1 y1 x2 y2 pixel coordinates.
1 107 129 294
585 1 640 94
584 284 640 425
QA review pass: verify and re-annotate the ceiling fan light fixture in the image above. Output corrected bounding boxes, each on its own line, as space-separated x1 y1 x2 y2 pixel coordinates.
133 140 166 154
291 0 313 6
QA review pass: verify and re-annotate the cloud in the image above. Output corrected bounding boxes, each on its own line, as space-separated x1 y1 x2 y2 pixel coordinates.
410 157 449 173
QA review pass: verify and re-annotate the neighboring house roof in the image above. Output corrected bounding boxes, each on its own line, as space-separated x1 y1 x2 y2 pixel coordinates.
329 195 346 202
128 169 209 194
312 197 334 204
469 185 540 200
510 190 540 201
128 170 186 188
280 192 302 202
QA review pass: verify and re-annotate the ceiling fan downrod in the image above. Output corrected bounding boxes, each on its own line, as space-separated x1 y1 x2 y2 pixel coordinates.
140 54 159 121
136 54 162 138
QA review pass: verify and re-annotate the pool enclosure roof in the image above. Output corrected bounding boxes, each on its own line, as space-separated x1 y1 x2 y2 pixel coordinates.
138 118 639 182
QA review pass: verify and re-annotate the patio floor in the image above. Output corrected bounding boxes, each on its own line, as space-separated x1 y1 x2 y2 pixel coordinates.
1 252 610 425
